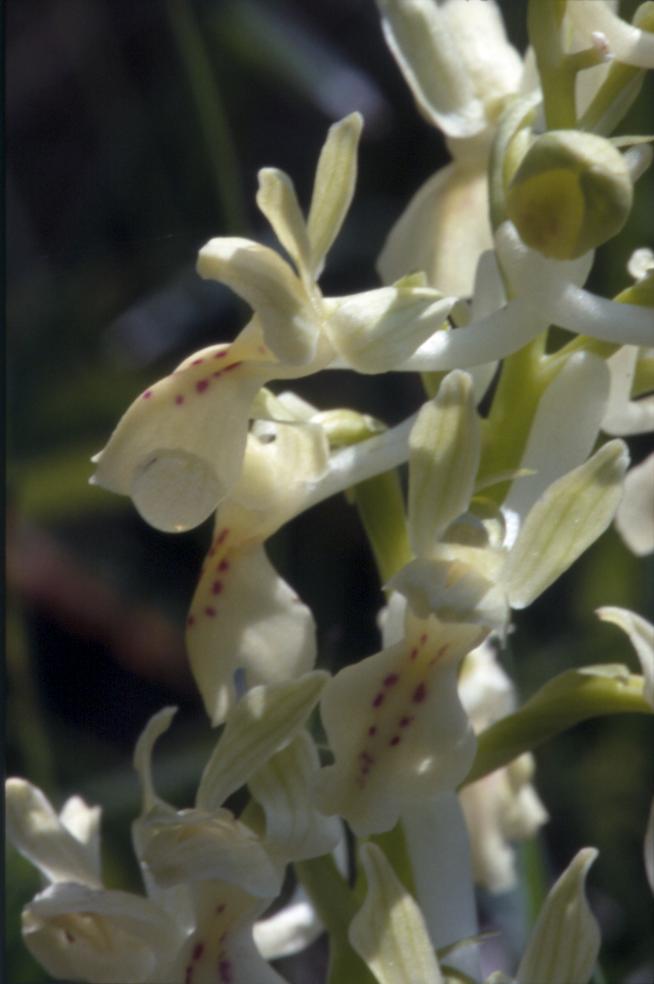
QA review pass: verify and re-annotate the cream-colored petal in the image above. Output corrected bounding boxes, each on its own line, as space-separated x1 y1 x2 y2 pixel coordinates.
248 731 342 862
186 541 317 726
227 419 330 528
316 615 484 835
133 706 177 814
389 552 508 632
502 352 611 532
377 0 521 138
516 849 600 984
603 346 654 436
140 808 282 899
566 0 654 69
197 238 321 365
325 286 456 373
196 671 328 811
307 112 363 278
57 797 102 883
408 373 480 554
597 606 654 707
22 882 178 984
6 779 101 888
378 163 493 296
180 881 286 984
253 889 323 960
506 440 629 609
256 168 311 279
349 842 443 984
91 338 271 532
615 452 654 555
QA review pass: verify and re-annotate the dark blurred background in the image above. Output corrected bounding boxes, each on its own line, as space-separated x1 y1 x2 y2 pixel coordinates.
6 1 654 981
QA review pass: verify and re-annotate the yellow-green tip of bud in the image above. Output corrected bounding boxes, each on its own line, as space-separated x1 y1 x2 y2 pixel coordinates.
506 130 633 260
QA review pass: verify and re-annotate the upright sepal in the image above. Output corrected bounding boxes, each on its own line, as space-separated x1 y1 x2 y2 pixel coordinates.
349 843 443 984
516 849 600 984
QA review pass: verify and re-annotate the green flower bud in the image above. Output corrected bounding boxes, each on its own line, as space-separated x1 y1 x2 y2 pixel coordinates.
506 130 633 260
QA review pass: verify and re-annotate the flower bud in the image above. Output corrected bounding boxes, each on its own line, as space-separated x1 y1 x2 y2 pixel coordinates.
506 130 633 260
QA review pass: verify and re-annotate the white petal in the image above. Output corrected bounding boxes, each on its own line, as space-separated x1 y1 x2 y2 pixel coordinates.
140 808 282 899
196 672 328 811
197 238 322 365
253 888 324 960
517 849 600 984
92 338 270 532
615 452 654 555
326 286 456 373
602 346 654 435
377 0 521 138
22 882 178 984
502 352 611 528
349 842 443 984
316 616 484 835
133 706 177 813
256 168 311 278
377 163 493 296
6 779 101 888
307 113 363 278
57 797 102 883
403 793 480 975
179 881 287 984
506 440 629 609
186 542 317 726
566 0 654 69
248 732 342 862
408 373 481 554
597 606 654 707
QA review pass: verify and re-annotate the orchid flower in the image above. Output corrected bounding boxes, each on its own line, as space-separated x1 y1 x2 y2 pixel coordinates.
5 779 182 984
131 673 335 983
185 392 422 726
376 0 529 296
92 113 460 534
389 368 629 634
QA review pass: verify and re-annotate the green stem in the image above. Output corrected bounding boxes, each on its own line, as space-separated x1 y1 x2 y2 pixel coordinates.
477 335 551 505
165 0 246 231
294 856 376 984
527 0 577 129
351 471 412 585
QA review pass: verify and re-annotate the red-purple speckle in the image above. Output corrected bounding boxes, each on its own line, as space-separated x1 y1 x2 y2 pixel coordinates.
175 394 185 406
372 692 384 708
204 606 217 617
367 725 377 737
196 379 209 394
186 614 196 628
399 716 413 728
409 647 418 660
192 943 204 961
412 682 428 704
191 358 205 366
142 389 153 400
389 735 401 746
383 673 399 687
211 581 223 595
218 559 230 572
214 350 228 359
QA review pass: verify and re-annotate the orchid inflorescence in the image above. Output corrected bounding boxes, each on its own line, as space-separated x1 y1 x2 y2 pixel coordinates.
7 1 654 982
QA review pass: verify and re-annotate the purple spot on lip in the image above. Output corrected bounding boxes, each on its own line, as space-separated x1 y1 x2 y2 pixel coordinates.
412 682 428 704
196 379 209 393
142 389 153 399
383 673 399 687
390 735 401 746
372 692 384 708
